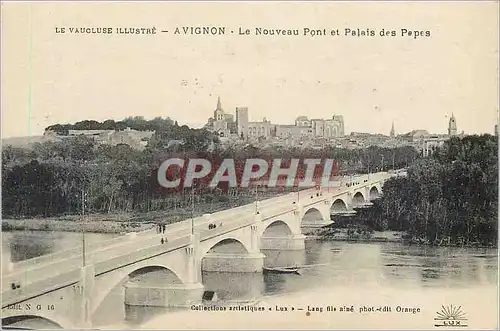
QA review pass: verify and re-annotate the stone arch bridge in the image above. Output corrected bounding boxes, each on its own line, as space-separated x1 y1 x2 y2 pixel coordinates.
2 172 392 329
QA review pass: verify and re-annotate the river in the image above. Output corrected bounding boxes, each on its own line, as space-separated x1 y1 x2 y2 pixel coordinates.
2 230 498 329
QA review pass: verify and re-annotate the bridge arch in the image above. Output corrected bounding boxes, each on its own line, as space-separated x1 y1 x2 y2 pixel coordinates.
331 198 348 212
301 207 326 224
127 265 183 284
261 220 293 238
2 314 69 329
202 238 250 257
90 263 185 319
369 186 380 200
352 192 365 206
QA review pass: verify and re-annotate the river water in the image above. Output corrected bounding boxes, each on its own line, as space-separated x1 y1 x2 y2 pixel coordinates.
1 230 498 329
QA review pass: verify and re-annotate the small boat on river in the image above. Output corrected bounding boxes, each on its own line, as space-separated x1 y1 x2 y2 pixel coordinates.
264 252 301 274
263 267 301 275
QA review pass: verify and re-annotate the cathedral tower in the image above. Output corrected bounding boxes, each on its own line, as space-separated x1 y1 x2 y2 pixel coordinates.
448 113 457 136
236 107 249 141
390 121 395 137
214 96 225 121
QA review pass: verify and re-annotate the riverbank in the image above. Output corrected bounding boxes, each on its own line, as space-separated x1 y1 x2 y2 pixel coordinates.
304 228 404 243
305 226 498 249
1 193 277 234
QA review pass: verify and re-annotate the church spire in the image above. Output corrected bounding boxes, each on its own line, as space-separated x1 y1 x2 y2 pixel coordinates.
390 121 395 137
216 96 222 110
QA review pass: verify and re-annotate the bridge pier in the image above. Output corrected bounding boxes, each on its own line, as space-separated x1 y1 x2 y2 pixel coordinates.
124 234 205 308
260 204 306 250
187 234 202 284
72 265 95 329
124 282 204 308
201 216 265 273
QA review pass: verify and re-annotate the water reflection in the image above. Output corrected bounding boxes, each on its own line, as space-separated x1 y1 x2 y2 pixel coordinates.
379 242 498 288
202 272 264 301
263 249 307 268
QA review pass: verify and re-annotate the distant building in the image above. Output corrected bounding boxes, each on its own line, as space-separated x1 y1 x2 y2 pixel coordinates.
448 113 457 136
43 127 154 150
398 129 450 157
401 114 465 157
275 124 313 138
67 129 112 136
204 97 345 141
293 115 344 138
236 107 249 140
390 122 395 138
248 117 274 139
350 132 373 137
399 130 430 142
205 97 234 138
421 135 448 157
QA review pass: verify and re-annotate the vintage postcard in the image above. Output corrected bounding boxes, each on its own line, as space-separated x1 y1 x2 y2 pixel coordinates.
1 1 499 330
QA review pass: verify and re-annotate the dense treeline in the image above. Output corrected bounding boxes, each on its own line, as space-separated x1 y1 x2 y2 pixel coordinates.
2 123 419 218
367 134 498 247
45 116 177 135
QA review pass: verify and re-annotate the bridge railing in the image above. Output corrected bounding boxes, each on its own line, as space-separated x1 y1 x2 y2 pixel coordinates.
2 268 81 308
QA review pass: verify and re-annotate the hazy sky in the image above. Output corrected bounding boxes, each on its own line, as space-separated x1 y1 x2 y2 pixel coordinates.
1 2 498 138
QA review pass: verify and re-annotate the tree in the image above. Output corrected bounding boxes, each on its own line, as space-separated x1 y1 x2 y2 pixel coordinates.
374 134 497 246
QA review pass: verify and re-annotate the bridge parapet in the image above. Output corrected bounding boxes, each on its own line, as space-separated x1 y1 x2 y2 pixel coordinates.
93 235 191 276
2 267 81 308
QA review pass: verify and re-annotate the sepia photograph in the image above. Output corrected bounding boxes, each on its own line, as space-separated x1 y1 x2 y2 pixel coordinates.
1 1 499 330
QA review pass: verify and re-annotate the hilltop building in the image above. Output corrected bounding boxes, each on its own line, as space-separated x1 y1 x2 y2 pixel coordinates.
205 97 345 141
43 127 154 150
236 107 249 140
205 97 236 137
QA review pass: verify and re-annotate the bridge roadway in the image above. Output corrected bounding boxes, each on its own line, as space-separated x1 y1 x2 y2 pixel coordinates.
2 172 391 308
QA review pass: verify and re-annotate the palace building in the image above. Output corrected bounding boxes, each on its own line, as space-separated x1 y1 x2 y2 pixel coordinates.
204 97 345 141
